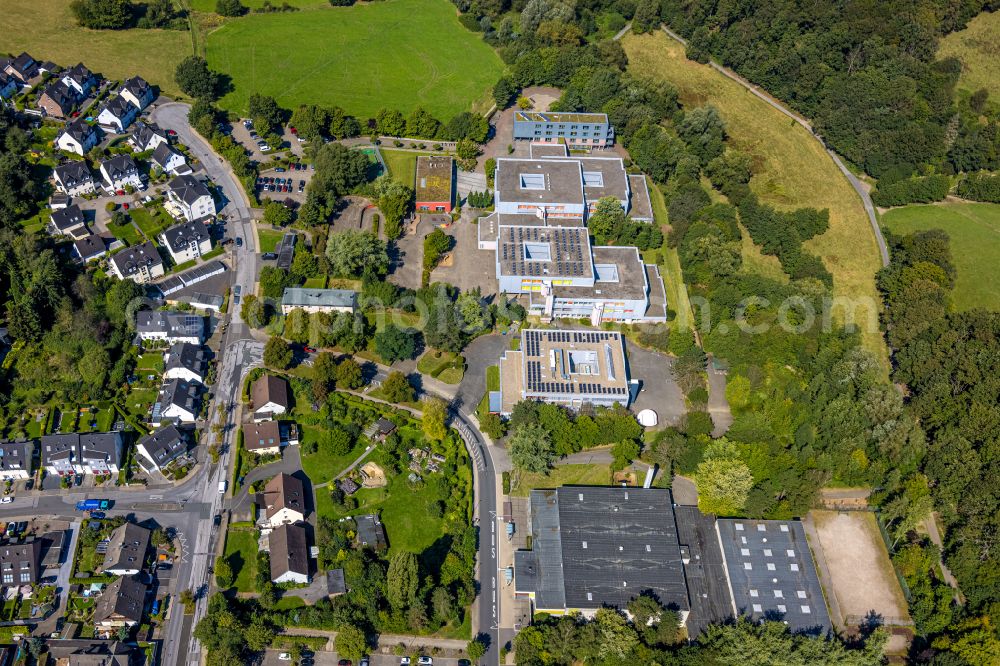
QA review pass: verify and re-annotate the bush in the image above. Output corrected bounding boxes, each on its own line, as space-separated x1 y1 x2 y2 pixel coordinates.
871 174 951 207
956 172 1000 203
216 0 247 16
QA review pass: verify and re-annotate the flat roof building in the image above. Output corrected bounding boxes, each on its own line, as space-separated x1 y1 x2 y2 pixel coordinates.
513 111 614 148
514 487 690 619
281 288 357 315
498 329 632 415
415 156 454 213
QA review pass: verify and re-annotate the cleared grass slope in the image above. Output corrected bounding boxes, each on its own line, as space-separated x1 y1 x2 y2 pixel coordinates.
938 10 1000 98
623 32 887 363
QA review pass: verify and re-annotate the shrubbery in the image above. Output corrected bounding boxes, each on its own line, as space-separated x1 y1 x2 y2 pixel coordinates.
956 172 1000 203
871 174 951 207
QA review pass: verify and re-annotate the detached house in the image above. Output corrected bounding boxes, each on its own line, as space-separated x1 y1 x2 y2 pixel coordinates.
269 523 310 584
56 119 99 156
150 143 186 174
263 473 306 527
3 52 38 83
163 342 207 383
250 375 289 422
159 219 212 265
136 311 205 344
108 240 164 284
99 154 142 193
243 421 281 456
73 234 107 263
135 425 188 473
96 96 138 134
120 76 155 111
166 175 215 222
155 379 200 425
37 82 76 119
0 539 42 587
130 121 168 153
53 161 96 196
49 204 89 239
0 72 18 100
101 522 150 576
61 63 98 98
93 575 147 632
0 440 34 480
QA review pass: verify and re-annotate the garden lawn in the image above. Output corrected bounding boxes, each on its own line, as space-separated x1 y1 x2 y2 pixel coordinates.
624 32 888 366
938 10 1000 98
417 350 465 384
130 207 172 240
302 276 326 289
222 527 258 593
258 228 284 254
109 219 143 246
511 464 612 497
206 0 503 120
299 425 370 485
381 149 439 188
0 0 191 99
881 202 1000 311
136 353 165 373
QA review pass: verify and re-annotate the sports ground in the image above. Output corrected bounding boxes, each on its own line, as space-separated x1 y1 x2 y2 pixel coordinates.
205 0 504 120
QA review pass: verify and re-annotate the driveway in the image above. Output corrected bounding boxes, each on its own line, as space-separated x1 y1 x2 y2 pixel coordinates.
625 343 686 428
226 445 303 516
453 333 509 414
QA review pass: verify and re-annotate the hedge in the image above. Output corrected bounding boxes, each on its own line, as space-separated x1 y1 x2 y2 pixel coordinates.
956 172 1000 203
872 174 951 207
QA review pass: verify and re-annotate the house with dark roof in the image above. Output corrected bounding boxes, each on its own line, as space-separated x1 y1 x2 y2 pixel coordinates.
280 288 357 315
0 440 34 480
96 96 138 134
37 82 76 118
135 425 188 473
514 487 691 620
0 538 42 587
243 421 281 455
79 432 124 475
93 574 147 631
355 514 387 550
46 639 134 666
129 121 168 153
150 142 186 175
363 417 397 443
163 342 207 384
107 241 164 284
61 63 98 99
250 375 289 422
120 76 155 111
0 72 18 100
99 154 142 192
40 433 79 476
56 119 99 156
49 204 88 238
3 52 38 83
101 522 150 576
159 219 212 265
73 234 107 263
262 473 306 527
154 379 200 425
136 311 205 344
269 523 310 584
53 161 96 196
166 175 215 222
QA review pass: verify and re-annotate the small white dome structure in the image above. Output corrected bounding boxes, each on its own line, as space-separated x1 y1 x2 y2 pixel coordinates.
637 409 658 427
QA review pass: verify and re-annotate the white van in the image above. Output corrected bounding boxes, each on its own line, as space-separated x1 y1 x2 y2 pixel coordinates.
218 481 227 494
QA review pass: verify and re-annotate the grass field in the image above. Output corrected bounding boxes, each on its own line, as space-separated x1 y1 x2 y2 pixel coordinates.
222 527 259 593
882 202 1000 311
511 463 612 497
205 0 504 120
938 10 1000 98
257 228 284 253
648 181 694 329
0 1 191 99
299 425 370 485
381 149 443 187
624 33 887 364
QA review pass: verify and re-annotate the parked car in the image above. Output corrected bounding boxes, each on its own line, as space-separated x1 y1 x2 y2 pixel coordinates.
275 167 285 172
89 511 105 519
0 497 11 504
417 658 433 666
167 129 177 137
236 237 243 247
399 659 411 666
4 522 14 535
337 661 352 666
304 346 317 353
277 654 291 661
262 252 277 260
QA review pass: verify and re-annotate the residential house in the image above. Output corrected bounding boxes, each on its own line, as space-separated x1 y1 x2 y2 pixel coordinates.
262 473 306 527
53 161 97 196
3 52 37 83
155 378 200 424
96 96 138 134
46 640 134 666
37 82 76 118
49 204 89 239
150 142 186 175
162 342 207 383
99 154 142 193
364 417 397 443
40 433 79 476
136 311 205 344
243 421 281 456
79 432 124 476
107 241 164 284
73 234 107 263
166 174 215 222
355 514 387 550
93 575 147 631
0 440 34 480
119 76 155 111
49 193 72 210
101 522 150 576
56 119 99 156
129 121 168 153
159 219 212 265
61 63 98 99
269 523 310 584
280 288 357 315
0 72 18 100
0 539 42 587
135 425 188 473
250 375 289 422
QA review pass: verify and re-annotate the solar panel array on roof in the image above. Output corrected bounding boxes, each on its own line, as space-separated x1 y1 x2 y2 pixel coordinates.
499 226 591 278
521 330 629 397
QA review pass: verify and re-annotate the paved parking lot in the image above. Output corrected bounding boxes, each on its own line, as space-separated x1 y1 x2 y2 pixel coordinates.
231 121 272 162
625 342 686 428
257 163 312 203
262 650 469 666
